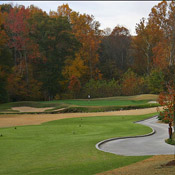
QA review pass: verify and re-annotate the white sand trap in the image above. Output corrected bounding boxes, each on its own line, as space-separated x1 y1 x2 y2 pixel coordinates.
148 101 158 104
12 106 54 112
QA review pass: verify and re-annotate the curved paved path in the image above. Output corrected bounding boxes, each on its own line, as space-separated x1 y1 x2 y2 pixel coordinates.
97 116 175 156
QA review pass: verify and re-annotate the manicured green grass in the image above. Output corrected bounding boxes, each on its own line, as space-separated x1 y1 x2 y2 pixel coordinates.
0 113 156 175
58 99 150 106
44 94 158 106
165 132 175 145
94 94 158 101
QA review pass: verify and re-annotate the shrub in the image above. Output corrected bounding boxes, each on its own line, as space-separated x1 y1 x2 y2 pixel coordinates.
81 79 121 98
146 69 165 94
165 133 175 145
121 69 145 95
54 94 61 100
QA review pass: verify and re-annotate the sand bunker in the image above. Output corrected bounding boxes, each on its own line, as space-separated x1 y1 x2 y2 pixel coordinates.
148 101 158 104
11 106 54 112
0 107 163 128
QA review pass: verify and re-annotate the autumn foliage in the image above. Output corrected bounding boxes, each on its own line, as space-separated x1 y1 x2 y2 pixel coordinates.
121 69 144 96
158 84 175 131
1 1 175 102
68 76 81 98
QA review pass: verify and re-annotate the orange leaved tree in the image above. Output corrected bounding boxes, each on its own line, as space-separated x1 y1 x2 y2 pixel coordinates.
68 76 81 98
158 84 175 132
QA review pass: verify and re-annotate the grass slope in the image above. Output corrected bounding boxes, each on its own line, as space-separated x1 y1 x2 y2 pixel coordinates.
0 113 155 175
45 94 158 106
58 99 149 106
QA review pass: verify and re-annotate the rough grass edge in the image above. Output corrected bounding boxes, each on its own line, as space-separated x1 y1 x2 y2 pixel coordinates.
165 133 175 145
62 104 160 113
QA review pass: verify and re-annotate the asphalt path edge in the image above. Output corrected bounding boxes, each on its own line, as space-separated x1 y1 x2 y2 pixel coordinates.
95 115 158 152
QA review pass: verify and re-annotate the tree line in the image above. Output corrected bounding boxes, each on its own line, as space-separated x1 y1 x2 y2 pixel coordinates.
0 0 175 102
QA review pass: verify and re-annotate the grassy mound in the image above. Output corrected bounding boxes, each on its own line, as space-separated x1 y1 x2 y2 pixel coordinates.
165 132 175 145
0 114 154 175
61 103 159 113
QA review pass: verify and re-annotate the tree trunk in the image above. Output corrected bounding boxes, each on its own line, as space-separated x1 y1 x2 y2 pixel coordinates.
173 95 175 133
89 47 93 79
24 51 29 85
14 47 17 66
19 51 23 74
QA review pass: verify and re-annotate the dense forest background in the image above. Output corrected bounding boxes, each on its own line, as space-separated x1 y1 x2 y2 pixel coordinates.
1 0 175 102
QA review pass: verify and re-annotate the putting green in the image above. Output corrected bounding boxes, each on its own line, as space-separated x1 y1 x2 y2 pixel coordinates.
58 99 150 106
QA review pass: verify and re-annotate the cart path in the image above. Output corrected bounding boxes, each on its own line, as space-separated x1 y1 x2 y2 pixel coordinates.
97 116 175 156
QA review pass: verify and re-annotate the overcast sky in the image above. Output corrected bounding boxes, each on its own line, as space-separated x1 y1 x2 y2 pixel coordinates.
1 1 161 35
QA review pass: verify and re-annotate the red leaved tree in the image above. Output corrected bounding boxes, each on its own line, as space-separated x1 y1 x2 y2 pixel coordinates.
158 84 175 132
